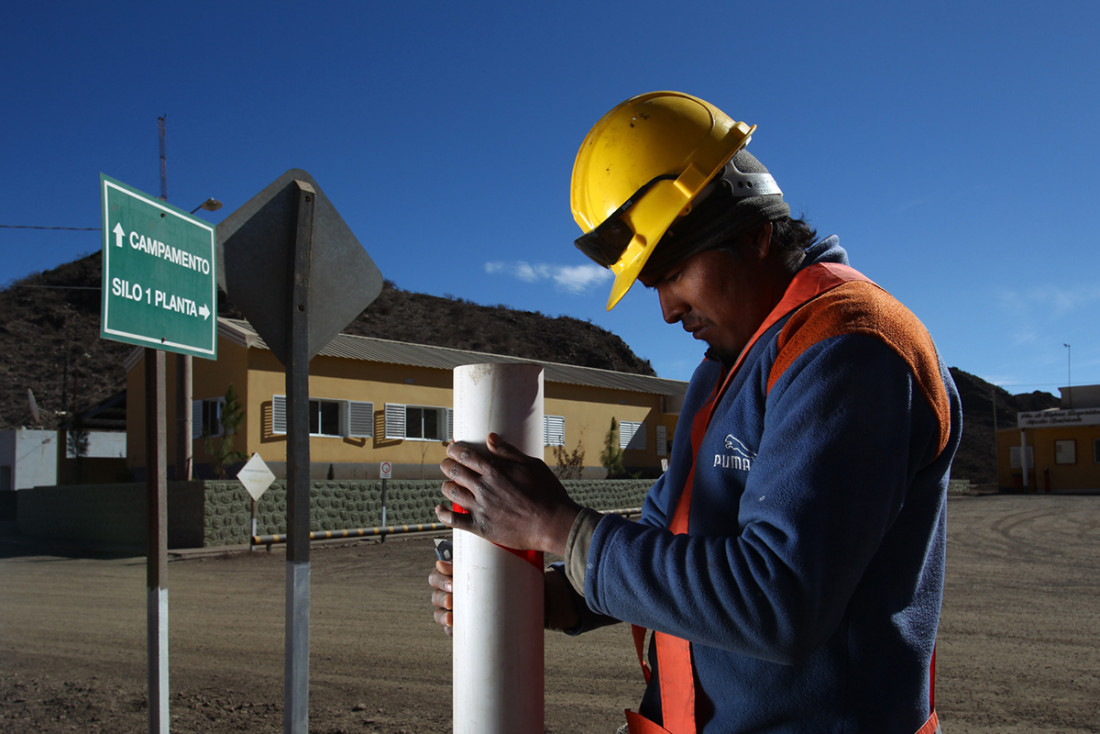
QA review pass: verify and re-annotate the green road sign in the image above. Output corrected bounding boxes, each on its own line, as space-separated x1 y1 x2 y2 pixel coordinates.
100 175 218 359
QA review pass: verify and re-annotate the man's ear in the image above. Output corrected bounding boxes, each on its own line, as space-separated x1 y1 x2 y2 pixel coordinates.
750 221 773 260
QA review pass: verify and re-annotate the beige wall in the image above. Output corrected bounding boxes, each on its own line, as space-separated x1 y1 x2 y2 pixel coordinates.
127 336 681 479
996 425 1100 492
126 342 253 476
544 381 676 475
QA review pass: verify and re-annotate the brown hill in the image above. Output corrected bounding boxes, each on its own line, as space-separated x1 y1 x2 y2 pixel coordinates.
943 368 1059 486
0 252 1059 485
0 251 653 433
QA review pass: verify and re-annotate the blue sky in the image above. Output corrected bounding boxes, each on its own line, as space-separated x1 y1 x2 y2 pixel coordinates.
3 1 1097 396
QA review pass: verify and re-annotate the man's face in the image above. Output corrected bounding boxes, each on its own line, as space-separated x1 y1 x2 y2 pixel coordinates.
640 244 779 364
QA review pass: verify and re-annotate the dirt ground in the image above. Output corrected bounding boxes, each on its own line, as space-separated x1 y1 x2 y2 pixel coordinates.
1 492 1098 733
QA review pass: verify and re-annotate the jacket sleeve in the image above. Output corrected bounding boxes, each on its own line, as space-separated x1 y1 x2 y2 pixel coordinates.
582 334 947 664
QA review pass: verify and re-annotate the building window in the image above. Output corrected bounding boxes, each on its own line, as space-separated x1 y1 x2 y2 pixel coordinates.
1010 445 1034 470
271 395 373 438
1055 439 1077 465
192 398 224 439
544 415 565 447
1094 438 1100 464
656 425 668 457
310 400 342 437
385 403 452 441
619 420 645 451
406 406 441 440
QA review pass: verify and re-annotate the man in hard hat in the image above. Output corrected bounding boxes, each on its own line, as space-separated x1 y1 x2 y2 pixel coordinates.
431 91 959 734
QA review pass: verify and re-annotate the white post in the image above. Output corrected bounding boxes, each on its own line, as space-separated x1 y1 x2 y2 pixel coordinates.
1020 429 1029 491
452 363 545 734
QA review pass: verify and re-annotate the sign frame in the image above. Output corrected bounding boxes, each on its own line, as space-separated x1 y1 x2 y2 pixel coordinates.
100 174 218 359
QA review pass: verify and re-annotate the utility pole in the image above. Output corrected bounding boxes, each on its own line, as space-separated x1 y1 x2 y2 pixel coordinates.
1064 343 1072 408
160 115 194 479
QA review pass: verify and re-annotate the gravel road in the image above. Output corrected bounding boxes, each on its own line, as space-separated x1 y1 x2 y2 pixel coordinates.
2 492 1097 732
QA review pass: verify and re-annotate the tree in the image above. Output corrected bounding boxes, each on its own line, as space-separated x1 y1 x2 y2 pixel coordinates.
600 418 625 479
66 424 90 484
552 437 586 480
203 384 247 479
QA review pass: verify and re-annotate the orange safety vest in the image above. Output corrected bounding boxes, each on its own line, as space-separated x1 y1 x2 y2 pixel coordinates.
624 262 940 734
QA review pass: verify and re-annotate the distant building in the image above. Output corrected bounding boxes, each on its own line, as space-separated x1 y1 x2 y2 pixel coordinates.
1 418 128 492
124 318 688 480
996 384 1100 492
0 428 58 490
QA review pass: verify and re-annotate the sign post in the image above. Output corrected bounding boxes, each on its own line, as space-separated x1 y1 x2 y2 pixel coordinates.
100 174 219 734
238 453 277 550
216 169 382 734
379 461 392 539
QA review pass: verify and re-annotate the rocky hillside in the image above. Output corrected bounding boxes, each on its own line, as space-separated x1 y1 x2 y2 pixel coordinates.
0 251 652 433
0 252 1059 485
947 368 1059 486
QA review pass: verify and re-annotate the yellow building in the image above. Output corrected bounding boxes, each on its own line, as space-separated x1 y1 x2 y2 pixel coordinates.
126 318 687 480
996 384 1100 492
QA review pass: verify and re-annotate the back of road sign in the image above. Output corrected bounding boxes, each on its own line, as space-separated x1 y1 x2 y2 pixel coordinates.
215 169 383 365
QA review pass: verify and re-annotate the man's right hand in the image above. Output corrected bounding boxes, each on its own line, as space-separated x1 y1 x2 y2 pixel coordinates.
429 559 454 635
429 559 581 635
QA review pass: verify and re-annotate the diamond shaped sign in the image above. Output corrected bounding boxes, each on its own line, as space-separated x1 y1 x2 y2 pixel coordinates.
216 169 383 365
237 452 276 501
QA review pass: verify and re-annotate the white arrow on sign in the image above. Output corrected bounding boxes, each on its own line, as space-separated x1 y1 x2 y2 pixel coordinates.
199 304 210 320
113 222 125 248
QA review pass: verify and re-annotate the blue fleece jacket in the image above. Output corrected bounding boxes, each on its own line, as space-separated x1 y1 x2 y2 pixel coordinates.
578 238 962 733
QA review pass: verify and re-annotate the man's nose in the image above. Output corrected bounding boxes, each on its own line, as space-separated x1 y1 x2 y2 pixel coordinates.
657 286 685 325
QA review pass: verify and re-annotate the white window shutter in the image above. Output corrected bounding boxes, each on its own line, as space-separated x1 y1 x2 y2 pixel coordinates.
545 415 565 446
384 403 406 439
620 420 645 451
272 395 287 435
348 401 374 438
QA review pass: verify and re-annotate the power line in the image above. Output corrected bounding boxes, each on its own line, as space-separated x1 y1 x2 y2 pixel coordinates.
0 224 99 231
14 284 101 291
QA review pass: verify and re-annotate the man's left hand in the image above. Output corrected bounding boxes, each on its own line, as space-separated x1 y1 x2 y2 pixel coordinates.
435 432 581 556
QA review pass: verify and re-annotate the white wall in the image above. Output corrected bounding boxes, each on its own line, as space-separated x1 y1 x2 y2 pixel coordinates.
65 431 127 459
0 429 58 490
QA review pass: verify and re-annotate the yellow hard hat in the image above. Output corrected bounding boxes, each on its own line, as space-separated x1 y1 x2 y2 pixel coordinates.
571 91 757 310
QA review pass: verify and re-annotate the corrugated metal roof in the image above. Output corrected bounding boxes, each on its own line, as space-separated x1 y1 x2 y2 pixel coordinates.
219 318 687 398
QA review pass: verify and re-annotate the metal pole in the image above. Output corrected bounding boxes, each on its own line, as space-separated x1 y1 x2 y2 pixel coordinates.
158 116 168 201
284 180 315 734
1064 343 1072 408
145 348 169 734
452 363 545 734
177 356 192 479
251 498 258 553
1020 429 1029 491
157 115 193 481
380 478 388 543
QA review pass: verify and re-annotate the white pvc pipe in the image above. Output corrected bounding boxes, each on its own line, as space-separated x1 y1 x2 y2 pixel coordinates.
1020 429 1029 490
452 363 545 734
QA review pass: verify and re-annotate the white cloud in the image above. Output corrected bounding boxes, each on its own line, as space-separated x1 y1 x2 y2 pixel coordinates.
484 261 610 294
998 284 1100 317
